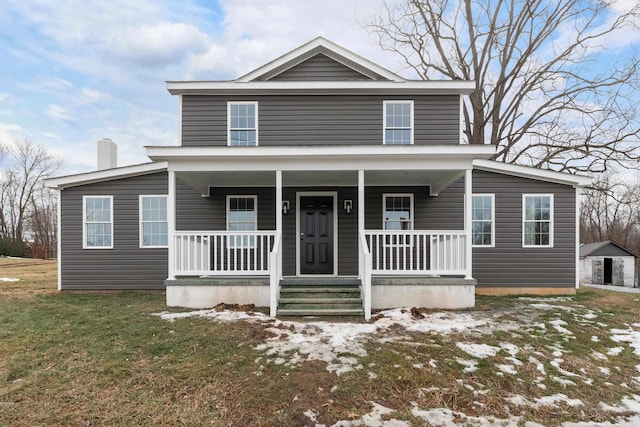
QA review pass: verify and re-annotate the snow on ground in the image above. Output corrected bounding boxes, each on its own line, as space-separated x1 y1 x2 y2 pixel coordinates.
0 277 20 282
583 284 640 294
154 298 640 425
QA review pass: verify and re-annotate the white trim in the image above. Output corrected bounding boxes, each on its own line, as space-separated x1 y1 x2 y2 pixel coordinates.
382 193 414 230
167 171 176 280
82 195 114 249
464 170 473 279
178 95 183 143
57 189 61 291
383 100 414 145
473 159 592 187
226 195 258 248
167 80 476 96
471 194 495 248
46 161 168 190
236 37 405 83
139 195 169 248
522 194 554 248
227 101 259 146
295 191 339 276
459 94 465 144
575 188 580 289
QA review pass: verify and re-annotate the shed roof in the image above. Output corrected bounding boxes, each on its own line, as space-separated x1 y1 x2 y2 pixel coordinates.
579 241 638 258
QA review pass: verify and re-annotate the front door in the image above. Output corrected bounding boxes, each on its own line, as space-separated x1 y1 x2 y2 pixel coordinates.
299 196 334 274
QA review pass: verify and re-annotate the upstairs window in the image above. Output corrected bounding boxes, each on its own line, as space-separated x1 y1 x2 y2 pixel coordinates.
228 102 258 146
523 194 553 247
139 195 168 248
227 196 257 247
383 101 413 145
83 196 113 249
472 194 494 247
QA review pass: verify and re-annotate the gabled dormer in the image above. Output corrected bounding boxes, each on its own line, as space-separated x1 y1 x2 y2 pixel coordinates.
168 37 474 148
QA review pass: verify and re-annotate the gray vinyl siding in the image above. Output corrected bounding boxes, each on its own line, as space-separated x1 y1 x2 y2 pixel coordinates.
176 182 275 231
264 54 375 81
364 186 463 230
60 172 168 290
181 95 460 147
471 170 576 289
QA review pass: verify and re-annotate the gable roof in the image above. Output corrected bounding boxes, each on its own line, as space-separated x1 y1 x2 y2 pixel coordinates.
45 162 168 190
580 241 638 258
237 37 404 82
473 159 592 187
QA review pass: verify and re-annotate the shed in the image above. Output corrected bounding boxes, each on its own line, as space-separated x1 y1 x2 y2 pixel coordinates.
579 241 637 288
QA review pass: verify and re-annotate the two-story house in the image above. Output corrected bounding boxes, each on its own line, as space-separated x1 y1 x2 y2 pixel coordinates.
46 38 591 319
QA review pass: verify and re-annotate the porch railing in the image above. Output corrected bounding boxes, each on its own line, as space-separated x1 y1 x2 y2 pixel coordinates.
364 230 467 275
174 231 277 276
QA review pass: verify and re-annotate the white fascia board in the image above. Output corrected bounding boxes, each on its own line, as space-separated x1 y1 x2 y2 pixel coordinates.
146 145 496 172
45 161 168 189
236 36 404 83
473 159 592 187
166 80 476 96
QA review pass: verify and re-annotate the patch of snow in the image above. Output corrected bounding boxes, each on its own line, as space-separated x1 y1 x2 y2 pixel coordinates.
535 393 583 407
367 371 377 380
591 336 600 342
498 364 517 374
411 406 525 427
304 409 318 422
592 351 607 361
456 342 501 358
331 402 409 427
608 347 624 356
611 327 640 357
499 342 520 356
529 356 546 376
599 367 611 375
551 377 577 387
455 358 478 373
549 319 573 335
0 277 20 282
550 359 581 377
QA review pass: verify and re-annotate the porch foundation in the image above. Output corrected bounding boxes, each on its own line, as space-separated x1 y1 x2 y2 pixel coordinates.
371 277 476 310
166 278 269 308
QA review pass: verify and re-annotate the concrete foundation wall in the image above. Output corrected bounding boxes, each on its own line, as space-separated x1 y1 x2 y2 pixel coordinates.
371 284 475 309
167 285 270 308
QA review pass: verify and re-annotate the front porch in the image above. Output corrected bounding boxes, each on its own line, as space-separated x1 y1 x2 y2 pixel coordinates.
149 145 493 320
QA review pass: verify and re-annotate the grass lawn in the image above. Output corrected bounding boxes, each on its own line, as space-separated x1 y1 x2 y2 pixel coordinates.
1 257 640 426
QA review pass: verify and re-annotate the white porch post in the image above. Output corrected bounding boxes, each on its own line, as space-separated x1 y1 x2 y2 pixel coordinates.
167 170 176 280
358 170 365 273
275 170 283 276
575 187 580 289
464 168 473 280
57 189 62 291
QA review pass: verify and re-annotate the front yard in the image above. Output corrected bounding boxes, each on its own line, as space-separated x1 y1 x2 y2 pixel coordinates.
1 257 639 426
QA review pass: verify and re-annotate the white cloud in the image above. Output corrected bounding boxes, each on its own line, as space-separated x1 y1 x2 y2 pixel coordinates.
81 88 111 102
46 104 74 122
0 123 23 149
107 22 210 68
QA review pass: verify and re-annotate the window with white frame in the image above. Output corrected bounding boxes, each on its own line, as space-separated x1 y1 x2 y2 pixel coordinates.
228 102 258 146
523 194 553 247
383 194 413 230
139 195 168 248
227 196 257 247
383 101 413 145
83 196 113 249
472 194 494 247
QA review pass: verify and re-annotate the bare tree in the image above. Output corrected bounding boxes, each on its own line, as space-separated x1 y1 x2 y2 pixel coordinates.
0 139 62 257
369 0 640 174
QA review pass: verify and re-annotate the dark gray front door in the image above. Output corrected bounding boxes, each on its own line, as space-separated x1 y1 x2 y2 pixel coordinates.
300 196 334 275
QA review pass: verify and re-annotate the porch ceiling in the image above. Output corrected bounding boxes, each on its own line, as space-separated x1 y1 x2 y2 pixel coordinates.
176 169 465 196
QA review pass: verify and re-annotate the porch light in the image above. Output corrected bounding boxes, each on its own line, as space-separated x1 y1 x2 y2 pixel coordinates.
282 200 290 215
343 199 353 214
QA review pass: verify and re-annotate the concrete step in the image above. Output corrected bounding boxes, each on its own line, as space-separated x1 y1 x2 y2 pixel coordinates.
278 297 362 304
280 278 360 286
277 308 364 316
280 286 360 293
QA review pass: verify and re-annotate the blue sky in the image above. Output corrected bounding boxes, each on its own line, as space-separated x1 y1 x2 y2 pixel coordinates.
0 0 396 174
1 1 638 176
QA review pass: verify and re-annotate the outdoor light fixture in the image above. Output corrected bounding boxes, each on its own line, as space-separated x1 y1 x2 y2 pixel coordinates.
282 200 290 215
343 199 353 214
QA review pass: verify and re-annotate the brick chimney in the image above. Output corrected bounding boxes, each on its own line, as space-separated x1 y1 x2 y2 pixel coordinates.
97 138 117 170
